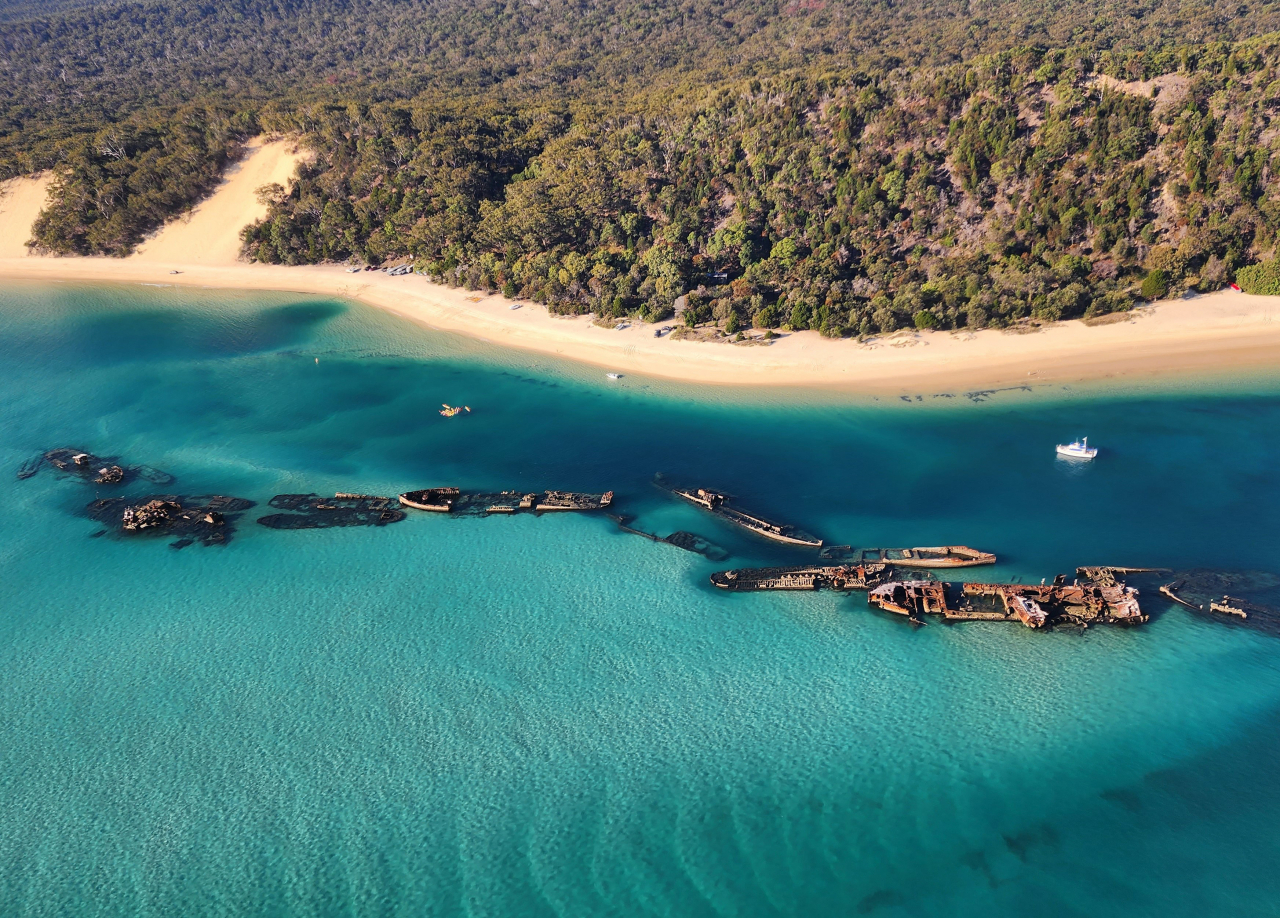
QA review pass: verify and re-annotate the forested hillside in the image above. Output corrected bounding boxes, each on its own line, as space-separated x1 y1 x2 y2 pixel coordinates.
0 0 96 22
6 0 1280 331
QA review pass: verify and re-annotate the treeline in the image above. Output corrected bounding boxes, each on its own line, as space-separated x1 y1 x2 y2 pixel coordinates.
7 0 1280 325
6 0 1280 176
244 38 1280 332
29 105 252 255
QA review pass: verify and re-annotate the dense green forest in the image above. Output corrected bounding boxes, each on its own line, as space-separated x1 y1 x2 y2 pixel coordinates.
0 0 95 22
6 0 1280 329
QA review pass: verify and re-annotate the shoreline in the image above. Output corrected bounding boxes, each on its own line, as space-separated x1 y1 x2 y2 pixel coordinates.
2 257 1279 394
4 136 1280 395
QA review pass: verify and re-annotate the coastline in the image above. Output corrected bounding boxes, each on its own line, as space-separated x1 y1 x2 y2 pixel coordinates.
2 136 1279 394
2 257 1279 394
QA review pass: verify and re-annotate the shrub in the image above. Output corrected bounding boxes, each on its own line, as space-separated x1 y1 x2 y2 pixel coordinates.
1140 269 1168 300
753 304 780 328
913 309 939 329
1236 260 1280 295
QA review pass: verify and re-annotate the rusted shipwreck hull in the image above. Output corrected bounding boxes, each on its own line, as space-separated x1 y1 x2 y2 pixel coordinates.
399 487 461 512
869 577 1145 628
852 546 996 568
673 487 823 548
87 493 255 546
259 493 406 529
536 490 614 511
711 563 889 592
399 488 612 514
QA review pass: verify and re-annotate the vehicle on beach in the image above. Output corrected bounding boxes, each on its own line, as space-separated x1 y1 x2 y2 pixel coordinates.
654 326 674 337
1056 437 1098 459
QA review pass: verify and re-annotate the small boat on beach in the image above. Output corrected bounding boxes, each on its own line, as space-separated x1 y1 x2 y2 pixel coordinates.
1056 437 1098 459
606 373 622 380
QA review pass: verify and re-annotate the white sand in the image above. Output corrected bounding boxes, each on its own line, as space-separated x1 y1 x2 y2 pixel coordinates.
2 139 1279 394
0 172 52 257
133 137 308 265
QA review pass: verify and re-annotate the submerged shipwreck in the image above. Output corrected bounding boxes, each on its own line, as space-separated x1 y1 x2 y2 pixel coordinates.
1158 569 1280 634
608 512 731 561
87 494 255 547
258 493 406 529
711 563 889 592
19 447 173 487
21 441 1280 642
709 563 1147 631
399 487 613 515
820 545 996 568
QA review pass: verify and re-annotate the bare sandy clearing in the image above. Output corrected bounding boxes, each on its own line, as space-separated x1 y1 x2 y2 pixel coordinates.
133 138 309 265
0 173 52 258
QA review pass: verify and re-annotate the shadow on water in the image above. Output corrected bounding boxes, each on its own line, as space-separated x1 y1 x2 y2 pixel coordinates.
1 300 347 368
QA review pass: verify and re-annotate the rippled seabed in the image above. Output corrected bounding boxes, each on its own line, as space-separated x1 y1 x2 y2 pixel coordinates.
2 282 1279 917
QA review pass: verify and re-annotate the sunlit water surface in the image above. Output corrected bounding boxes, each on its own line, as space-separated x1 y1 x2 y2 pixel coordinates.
1 282 1279 917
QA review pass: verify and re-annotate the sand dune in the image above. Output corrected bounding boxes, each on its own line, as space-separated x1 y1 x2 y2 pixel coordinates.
133 137 307 265
0 172 52 258
0 138 305 265
1 138 1279 393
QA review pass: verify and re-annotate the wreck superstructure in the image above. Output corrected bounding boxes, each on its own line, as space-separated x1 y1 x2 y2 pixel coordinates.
20 447 173 487
87 494 255 546
259 493 406 529
536 490 614 512
868 575 1146 628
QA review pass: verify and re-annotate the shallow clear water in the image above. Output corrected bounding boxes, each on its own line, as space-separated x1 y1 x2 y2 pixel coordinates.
2 281 1279 917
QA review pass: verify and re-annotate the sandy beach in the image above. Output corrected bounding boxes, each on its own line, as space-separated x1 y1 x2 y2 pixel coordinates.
2 139 1279 393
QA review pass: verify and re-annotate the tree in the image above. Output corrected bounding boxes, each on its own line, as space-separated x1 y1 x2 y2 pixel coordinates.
1235 260 1280 295
1140 269 1169 300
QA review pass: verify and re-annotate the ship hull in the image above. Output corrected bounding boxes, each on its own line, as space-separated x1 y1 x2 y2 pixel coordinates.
861 546 996 568
398 489 459 512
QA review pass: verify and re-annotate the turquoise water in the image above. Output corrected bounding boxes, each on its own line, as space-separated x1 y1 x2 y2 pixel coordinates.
2 281 1279 917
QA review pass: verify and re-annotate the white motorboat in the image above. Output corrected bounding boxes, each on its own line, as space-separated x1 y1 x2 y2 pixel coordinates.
1056 437 1098 459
